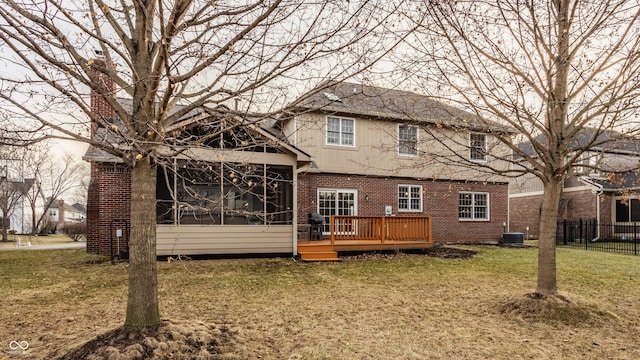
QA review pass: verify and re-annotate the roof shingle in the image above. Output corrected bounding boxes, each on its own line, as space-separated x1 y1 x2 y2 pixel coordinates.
291 82 513 133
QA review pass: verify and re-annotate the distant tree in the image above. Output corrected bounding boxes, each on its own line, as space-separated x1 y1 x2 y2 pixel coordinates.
23 149 87 236
398 0 640 295
0 182 27 241
0 0 417 330
70 167 90 209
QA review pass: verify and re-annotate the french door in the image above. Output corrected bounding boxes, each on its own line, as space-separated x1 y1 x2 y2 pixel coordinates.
317 189 357 234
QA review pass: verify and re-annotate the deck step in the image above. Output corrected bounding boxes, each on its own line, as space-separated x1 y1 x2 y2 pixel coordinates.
297 243 334 252
299 250 341 262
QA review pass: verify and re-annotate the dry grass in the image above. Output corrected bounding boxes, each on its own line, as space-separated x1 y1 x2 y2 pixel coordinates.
1 245 639 359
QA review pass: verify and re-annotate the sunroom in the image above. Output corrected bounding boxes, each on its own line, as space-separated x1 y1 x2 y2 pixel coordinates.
154 120 311 256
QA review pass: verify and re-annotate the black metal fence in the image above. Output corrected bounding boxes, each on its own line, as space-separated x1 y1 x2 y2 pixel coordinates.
556 219 639 256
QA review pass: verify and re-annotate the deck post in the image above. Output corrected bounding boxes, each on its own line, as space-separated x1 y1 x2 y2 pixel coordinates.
330 215 335 245
381 216 386 243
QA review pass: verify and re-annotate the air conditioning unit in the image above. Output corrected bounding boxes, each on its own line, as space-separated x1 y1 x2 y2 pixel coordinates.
501 232 524 245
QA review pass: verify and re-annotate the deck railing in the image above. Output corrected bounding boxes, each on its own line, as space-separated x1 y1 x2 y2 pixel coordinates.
329 215 432 244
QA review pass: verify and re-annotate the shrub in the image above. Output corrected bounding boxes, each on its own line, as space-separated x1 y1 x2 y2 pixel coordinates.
62 222 86 242
39 219 58 235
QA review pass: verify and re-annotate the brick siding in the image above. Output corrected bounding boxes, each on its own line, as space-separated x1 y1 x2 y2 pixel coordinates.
298 173 508 243
508 195 543 239
85 162 131 255
509 188 609 239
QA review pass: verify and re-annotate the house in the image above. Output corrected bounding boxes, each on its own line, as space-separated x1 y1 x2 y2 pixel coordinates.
509 129 640 239
277 82 513 252
85 74 513 259
47 199 86 231
0 159 34 236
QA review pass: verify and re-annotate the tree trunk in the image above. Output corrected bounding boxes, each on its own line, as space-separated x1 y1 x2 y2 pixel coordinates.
125 157 160 329
31 202 37 236
537 176 563 294
1 208 8 241
534 0 570 295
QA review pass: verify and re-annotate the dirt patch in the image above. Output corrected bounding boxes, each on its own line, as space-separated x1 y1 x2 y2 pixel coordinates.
498 292 617 327
341 246 477 261
59 319 239 360
423 245 478 258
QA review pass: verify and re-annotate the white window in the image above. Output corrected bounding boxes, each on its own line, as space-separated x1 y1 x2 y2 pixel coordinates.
469 133 487 161
317 189 357 234
459 192 489 220
326 116 355 147
398 185 422 212
573 151 602 176
398 124 418 155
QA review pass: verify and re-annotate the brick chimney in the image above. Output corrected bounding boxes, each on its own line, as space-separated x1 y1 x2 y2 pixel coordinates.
89 51 116 135
86 51 121 255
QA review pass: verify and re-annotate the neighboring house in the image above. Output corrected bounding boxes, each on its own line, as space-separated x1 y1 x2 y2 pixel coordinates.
509 129 640 239
277 82 513 244
47 199 86 230
0 159 34 235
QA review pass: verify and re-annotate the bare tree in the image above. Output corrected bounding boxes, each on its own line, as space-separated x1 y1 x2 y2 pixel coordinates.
70 169 90 208
23 148 87 236
0 0 415 330
396 0 640 295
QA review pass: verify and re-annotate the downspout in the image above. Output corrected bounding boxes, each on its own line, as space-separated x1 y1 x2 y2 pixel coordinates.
581 177 603 242
593 185 603 242
173 158 178 225
507 185 510 233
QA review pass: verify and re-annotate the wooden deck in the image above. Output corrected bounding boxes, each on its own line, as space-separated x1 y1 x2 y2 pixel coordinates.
298 215 432 261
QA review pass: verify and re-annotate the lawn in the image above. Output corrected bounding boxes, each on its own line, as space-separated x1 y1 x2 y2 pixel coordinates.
1 245 639 359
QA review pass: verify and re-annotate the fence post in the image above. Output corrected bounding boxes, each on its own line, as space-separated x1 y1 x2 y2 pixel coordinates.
580 219 587 250
634 222 638 256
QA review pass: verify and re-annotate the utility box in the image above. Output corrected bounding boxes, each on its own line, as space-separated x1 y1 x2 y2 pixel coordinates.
501 232 524 245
